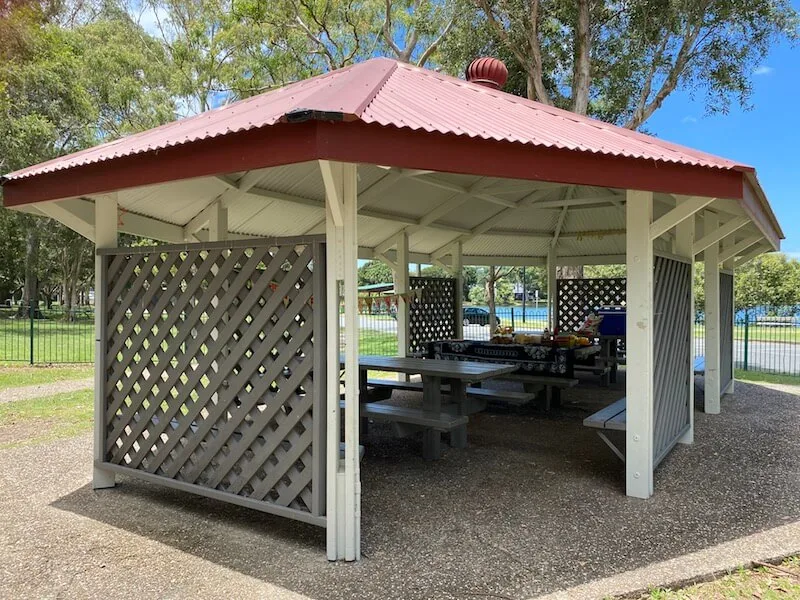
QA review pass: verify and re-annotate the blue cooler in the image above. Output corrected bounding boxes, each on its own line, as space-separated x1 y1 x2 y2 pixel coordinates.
598 305 625 336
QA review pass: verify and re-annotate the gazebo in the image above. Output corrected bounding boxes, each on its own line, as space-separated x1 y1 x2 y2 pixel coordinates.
1 57 783 561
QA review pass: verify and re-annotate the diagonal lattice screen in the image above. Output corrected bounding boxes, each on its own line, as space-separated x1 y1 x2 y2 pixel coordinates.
556 277 626 333
408 276 457 355
100 239 325 523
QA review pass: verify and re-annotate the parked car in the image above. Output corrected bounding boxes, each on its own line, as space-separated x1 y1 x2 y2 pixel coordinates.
462 307 501 327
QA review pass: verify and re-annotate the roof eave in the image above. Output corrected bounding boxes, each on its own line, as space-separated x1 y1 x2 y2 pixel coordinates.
0 120 766 213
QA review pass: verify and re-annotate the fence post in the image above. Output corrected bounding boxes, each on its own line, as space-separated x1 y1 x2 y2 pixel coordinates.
743 311 749 372
29 299 35 365
510 307 515 330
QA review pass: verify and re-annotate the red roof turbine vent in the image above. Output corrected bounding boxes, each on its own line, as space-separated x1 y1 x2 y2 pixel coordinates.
466 57 508 90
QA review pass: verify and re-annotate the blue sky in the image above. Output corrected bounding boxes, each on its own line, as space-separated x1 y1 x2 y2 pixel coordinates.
646 28 800 255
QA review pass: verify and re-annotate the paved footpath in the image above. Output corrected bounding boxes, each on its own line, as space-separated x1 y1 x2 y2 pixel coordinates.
0 378 93 404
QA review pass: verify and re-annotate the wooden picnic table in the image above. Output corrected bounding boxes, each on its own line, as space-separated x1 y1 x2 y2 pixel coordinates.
355 355 516 459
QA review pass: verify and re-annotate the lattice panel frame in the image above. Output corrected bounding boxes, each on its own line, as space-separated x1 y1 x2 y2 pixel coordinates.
653 256 692 465
408 277 457 355
556 278 626 333
98 237 326 526
720 272 734 391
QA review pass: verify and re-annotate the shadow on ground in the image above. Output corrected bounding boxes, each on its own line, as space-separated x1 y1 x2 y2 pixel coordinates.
52 374 800 599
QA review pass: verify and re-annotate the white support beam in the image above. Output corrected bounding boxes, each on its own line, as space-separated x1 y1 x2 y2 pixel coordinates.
431 189 553 259
37 197 186 244
559 254 626 266
626 189 654 499
452 241 464 339
93 194 118 490
704 212 721 414
551 206 569 247
674 203 695 445
547 246 557 330
320 160 344 227
692 217 749 256
37 199 96 242
649 196 715 241
322 161 360 562
395 231 410 361
207 201 228 241
525 195 623 209
719 235 762 264
453 255 546 267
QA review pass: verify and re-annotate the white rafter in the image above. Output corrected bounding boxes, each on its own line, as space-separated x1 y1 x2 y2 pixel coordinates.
649 196 716 241
692 216 749 256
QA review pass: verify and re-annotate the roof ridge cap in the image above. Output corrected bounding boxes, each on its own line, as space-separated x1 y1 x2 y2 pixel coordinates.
350 59 400 117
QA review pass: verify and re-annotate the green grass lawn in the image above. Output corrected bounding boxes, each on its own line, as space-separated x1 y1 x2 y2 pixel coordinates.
359 329 398 356
629 556 800 599
0 389 93 449
0 365 93 391
735 369 800 386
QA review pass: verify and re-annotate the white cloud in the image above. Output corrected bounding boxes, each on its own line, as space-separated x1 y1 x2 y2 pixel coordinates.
754 65 775 76
681 116 698 124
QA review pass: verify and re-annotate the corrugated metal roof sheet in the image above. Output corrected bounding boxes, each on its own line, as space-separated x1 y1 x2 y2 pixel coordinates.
4 58 751 182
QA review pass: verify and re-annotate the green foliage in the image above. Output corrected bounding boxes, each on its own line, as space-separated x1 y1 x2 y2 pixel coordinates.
585 264 626 279
440 0 798 127
734 253 800 310
357 260 394 286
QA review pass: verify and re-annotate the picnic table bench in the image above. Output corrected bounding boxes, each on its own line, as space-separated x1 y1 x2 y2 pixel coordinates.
582 397 627 462
365 378 538 407
354 355 517 459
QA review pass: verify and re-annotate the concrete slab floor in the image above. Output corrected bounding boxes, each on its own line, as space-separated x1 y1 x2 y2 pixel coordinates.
0 373 797 599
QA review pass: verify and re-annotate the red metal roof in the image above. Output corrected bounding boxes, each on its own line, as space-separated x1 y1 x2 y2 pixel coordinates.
3 58 752 182
0 57 782 247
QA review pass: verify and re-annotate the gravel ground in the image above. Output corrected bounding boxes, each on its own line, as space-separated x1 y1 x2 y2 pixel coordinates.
0 378 93 404
0 373 798 599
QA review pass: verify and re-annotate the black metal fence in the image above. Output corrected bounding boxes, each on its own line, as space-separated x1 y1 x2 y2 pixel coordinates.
0 303 94 364
694 305 800 376
5 297 800 378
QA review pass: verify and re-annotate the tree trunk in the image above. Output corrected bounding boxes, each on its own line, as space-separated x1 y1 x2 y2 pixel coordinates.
18 226 40 317
571 0 591 115
557 265 584 279
486 266 498 331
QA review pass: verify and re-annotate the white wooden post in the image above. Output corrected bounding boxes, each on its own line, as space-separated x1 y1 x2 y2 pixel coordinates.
208 201 228 241
93 195 118 489
625 189 654 499
452 241 464 339
321 160 360 561
722 235 735 395
675 205 695 445
703 212 721 414
395 231 410 359
547 246 557 330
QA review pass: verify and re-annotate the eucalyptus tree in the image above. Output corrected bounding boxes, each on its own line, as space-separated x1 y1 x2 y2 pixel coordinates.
442 0 798 127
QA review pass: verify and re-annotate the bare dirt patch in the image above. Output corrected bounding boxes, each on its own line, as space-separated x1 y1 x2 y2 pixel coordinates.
0 418 55 448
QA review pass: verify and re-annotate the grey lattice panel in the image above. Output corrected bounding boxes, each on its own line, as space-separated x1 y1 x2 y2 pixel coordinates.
556 278 626 332
653 256 692 464
408 277 457 355
720 272 734 390
100 239 326 523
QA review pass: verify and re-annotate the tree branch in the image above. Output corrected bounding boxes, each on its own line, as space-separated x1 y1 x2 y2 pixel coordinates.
416 15 455 66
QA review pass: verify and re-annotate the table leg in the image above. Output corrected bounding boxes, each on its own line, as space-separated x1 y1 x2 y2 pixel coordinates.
601 339 611 387
422 375 442 460
449 379 467 449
